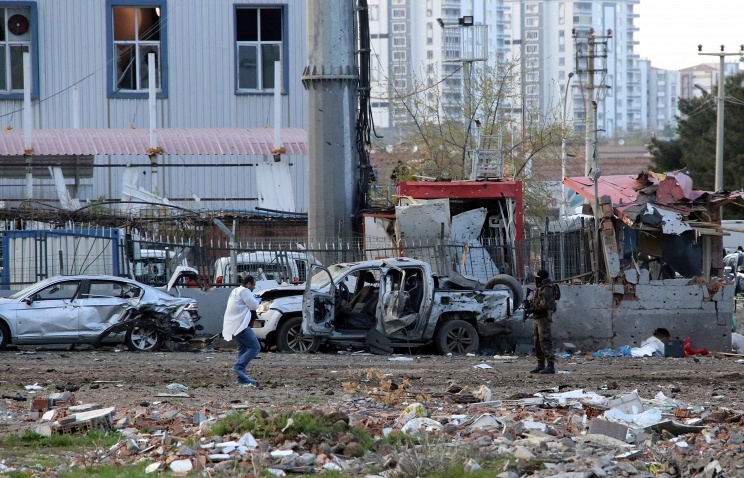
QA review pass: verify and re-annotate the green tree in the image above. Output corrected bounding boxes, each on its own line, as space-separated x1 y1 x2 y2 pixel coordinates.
650 71 744 194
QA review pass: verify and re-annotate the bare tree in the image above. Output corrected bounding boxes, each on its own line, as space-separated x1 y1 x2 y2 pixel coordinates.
376 53 580 225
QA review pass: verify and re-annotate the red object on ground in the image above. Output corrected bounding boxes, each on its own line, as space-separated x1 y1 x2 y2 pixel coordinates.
683 337 709 357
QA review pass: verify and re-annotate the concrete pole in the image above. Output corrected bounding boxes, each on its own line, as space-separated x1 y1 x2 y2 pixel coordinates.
697 46 744 193
72 86 80 196
584 36 594 176
23 51 32 199
561 72 574 217
148 53 158 195
302 0 359 242
715 54 725 192
273 61 282 154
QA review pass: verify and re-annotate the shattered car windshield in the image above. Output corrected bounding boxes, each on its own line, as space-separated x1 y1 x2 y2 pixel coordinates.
308 264 352 290
8 277 56 299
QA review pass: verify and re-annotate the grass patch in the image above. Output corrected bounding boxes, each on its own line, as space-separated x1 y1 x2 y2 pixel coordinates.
60 462 153 477
207 410 375 449
0 430 120 450
2 470 34 478
0 430 123 477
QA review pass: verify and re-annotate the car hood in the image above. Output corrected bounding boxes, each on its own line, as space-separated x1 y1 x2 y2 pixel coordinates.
255 285 305 301
138 292 194 314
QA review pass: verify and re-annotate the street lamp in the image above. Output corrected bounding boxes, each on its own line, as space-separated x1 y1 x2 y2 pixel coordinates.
560 72 574 216
438 16 488 179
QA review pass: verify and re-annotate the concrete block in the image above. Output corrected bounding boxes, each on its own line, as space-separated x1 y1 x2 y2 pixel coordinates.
588 418 628 442
638 269 650 284
68 403 101 413
513 446 535 460
41 409 58 422
612 284 625 294
624 269 639 284
606 392 643 415
562 343 577 353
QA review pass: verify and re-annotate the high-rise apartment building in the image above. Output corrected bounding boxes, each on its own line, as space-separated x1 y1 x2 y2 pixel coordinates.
504 0 641 138
369 0 509 130
639 60 679 136
370 0 664 140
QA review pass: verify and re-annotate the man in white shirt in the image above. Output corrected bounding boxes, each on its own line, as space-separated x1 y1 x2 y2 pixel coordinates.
222 275 261 386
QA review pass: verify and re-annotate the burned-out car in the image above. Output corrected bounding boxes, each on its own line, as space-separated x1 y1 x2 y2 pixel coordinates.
301 258 524 355
0 273 200 352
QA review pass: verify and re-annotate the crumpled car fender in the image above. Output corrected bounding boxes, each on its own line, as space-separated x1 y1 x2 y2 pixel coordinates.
92 302 197 348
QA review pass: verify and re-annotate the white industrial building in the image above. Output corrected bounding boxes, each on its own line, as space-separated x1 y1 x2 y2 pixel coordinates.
0 0 309 214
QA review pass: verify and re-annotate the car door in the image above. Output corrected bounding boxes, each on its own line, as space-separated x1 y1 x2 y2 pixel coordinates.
76 279 138 340
15 279 83 344
378 265 430 335
302 264 335 336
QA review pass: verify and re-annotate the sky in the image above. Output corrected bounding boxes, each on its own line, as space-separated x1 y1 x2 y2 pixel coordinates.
635 0 744 71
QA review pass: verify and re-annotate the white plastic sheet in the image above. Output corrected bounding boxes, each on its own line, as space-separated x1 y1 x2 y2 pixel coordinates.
630 336 664 357
604 407 662 427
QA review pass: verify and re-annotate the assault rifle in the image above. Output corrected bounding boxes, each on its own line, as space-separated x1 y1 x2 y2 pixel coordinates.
522 287 534 320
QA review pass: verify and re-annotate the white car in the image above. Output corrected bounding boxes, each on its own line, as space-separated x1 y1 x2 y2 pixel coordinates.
213 251 310 286
254 258 523 355
253 284 320 353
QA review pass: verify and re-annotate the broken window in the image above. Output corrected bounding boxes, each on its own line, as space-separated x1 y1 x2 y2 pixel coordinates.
236 6 283 92
111 5 163 93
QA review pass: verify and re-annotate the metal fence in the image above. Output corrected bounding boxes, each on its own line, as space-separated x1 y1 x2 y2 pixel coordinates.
0 219 597 289
122 226 595 288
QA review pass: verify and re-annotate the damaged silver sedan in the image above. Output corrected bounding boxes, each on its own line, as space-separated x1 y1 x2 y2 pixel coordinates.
0 274 200 352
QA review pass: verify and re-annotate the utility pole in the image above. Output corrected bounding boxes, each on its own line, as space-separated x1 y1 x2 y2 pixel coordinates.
560 72 574 217
302 0 359 242
572 28 611 176
697 44 744 193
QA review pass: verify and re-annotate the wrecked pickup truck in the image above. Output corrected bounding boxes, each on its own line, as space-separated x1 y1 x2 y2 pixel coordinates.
295 257 524 354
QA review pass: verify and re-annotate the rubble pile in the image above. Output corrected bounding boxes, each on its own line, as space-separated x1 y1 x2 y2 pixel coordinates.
2 380 744 476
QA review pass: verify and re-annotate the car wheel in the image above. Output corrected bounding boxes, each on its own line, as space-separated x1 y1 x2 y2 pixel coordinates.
435 319 479 355
276 316 320 353
484 274 525 310
0 322 9 351
125 326 163 352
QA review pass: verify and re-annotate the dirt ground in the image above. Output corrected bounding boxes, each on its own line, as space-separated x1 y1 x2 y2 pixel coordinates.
2 344 744 440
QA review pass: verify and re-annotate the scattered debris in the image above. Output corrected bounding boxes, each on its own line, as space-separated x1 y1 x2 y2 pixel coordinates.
2 355 744 476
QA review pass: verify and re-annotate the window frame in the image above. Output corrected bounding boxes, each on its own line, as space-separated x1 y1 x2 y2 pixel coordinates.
105 0 168 99
0 1 39 100
234 4 288 96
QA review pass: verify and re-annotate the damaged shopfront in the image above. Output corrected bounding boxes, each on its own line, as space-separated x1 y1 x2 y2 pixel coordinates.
536 170 739 352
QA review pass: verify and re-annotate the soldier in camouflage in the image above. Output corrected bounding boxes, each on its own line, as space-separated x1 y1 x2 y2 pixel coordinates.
526 269 556 374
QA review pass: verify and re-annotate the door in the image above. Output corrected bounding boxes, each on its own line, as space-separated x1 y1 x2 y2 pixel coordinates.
379 266 427 334
76 279 139 340
15 279 83 344
302 264 335 336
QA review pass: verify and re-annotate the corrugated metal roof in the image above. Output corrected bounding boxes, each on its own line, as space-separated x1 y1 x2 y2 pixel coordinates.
0 128 307 156
563 171 743 229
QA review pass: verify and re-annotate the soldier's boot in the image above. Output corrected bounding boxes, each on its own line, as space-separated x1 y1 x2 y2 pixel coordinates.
539 362 555 374
529 361 545 374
